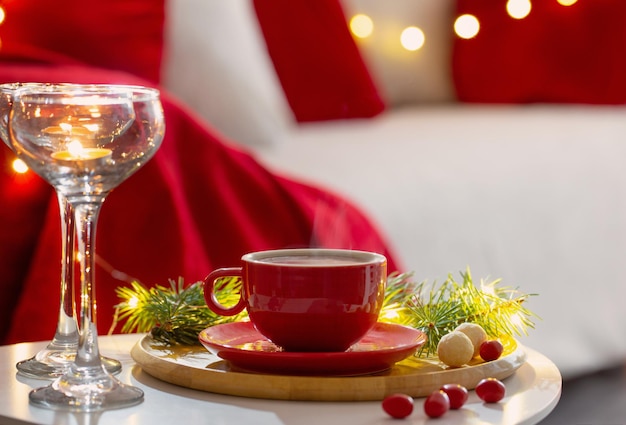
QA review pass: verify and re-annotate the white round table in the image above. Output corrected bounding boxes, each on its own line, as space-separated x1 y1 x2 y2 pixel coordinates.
0 334 561 425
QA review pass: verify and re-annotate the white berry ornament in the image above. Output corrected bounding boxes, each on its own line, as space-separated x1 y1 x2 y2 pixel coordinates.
454 322 487 357
436 331 474 367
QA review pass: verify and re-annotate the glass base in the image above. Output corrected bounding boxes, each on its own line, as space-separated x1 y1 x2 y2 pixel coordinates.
29 367 143 412
17 351 123 380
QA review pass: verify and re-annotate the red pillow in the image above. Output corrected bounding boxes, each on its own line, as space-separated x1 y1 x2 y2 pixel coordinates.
0 0 165 83
452 0 626 104
253 0 385 122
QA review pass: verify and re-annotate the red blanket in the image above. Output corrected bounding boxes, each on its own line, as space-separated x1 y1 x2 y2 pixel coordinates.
0 62 401 344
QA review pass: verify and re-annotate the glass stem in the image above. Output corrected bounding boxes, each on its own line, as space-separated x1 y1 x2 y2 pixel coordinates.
47 193 78 349
72 199 105 369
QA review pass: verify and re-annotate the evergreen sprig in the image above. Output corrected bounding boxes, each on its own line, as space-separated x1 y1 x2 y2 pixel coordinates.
381 268 538 356
113 276 246 345
114 268 538 352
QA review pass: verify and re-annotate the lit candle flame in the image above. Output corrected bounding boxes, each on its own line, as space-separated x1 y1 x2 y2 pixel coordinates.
51 141 112 161
44 123 94 138
67 140 88 158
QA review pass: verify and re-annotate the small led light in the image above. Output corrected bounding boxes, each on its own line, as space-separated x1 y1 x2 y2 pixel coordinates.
454 14 480 39
12 158 29 174
127 296 140 309
0 7 6 25
349 14 374 39
381 309 400 322
400 26 425 51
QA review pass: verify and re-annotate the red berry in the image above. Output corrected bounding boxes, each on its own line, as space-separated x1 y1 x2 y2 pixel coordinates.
440 383 469 409
475 378 506 403
480 340 504 362
382 393 414 418
424 390 450 418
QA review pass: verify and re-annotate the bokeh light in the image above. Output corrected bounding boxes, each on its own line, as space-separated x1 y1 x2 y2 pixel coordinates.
454 14 480 39
349 14 374 39
557 0 577 5
400 26 425 51
507 0 532 19
12 158 29 174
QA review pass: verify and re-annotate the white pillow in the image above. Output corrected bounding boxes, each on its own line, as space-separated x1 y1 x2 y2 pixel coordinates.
161 0 294 147
340 0 456 105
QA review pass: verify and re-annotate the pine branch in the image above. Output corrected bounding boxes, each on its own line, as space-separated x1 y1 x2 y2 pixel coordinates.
113 276 247 345
388 268 539 357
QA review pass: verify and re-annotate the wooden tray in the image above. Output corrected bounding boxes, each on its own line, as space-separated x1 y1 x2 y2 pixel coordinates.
131 334 526 401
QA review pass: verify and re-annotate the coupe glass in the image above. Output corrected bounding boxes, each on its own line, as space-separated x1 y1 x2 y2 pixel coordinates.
0 83 121 379
9 84 165 411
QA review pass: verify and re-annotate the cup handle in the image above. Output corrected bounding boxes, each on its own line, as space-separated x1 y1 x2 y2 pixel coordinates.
203 267 247 316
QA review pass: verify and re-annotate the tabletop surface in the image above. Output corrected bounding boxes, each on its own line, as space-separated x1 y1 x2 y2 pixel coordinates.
0 334 561 425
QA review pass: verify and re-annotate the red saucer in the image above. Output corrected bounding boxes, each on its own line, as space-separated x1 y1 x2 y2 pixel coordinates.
198 321 426 376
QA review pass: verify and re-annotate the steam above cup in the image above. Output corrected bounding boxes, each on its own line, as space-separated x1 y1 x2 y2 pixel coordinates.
203 248 387 352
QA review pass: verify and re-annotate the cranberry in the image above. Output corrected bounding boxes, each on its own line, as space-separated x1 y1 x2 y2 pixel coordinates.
475 378 506 403
440 383 469 409
480 340 504 362
424 390 450 418
382 393 414 418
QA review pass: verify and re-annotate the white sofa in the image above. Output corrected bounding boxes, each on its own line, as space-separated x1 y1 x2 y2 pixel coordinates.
162 0 626 379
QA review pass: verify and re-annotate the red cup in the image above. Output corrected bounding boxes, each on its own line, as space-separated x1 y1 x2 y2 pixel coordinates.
203 248 387 352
